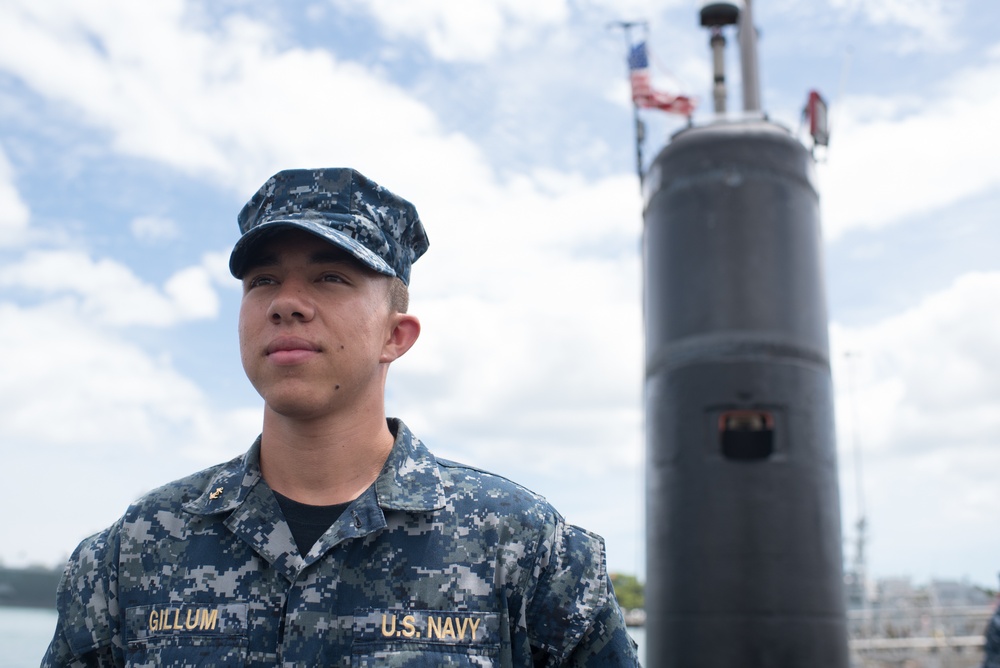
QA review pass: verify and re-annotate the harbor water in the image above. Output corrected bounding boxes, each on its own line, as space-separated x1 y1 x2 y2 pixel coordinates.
0 607 56 668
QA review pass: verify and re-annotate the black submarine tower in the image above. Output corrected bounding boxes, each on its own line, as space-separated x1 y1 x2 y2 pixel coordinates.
642 1 849 666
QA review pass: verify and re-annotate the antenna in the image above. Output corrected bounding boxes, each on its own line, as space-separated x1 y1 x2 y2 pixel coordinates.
699 2 741 114
845 350 868 610
738 0 761 112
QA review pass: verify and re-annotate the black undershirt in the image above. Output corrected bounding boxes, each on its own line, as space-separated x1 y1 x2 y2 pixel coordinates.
272 490 350 556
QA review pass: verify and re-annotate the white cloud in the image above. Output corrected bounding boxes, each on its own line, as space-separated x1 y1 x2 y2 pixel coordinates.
833 272 1000 448
828 0 959 52
831 271 1000 583
164 265 220 320
587 0 688 16
0 0 488 196
130 215 180 243
818 47 1000 239
203 248 240 290
331 0 570 62
0 145 31 246
0 297 261 567
0 250 220 326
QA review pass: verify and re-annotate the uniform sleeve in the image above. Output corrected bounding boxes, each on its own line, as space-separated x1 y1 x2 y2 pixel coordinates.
984 602 1000 668
526 521 640 667
561 592 640 667
42 523 123 668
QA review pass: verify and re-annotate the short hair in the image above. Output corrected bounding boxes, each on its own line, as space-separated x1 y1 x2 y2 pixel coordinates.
388 277 409 314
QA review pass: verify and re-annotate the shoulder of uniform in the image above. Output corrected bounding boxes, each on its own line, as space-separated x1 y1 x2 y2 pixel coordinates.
433 460 618 661
436 457 561 519
435 457 541 497
127 455 241 512
55 522 123 658
62 522 121 584
527 523 618 664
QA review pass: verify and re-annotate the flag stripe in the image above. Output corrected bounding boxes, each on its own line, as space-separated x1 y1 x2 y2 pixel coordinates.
628 41 696 116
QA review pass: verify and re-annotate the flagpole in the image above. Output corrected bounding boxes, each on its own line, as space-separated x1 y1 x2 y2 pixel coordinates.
609 20 648 185
633 91 644 185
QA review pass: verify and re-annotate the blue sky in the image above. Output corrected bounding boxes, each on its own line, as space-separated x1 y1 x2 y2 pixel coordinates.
1 0 998 591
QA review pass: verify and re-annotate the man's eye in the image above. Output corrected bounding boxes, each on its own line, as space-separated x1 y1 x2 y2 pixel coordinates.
321 273 346 284
247 275 276 288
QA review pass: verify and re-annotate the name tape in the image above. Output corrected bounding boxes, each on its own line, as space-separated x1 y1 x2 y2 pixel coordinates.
354 609 499 646
125 603 248 642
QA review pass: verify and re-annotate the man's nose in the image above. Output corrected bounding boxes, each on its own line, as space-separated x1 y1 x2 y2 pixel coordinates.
267 282 315 323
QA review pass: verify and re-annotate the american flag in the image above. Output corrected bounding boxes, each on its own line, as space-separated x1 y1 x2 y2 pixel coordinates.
628 41 695 116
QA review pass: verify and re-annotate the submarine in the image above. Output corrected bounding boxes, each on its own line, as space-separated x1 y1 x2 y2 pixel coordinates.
641 2 849 666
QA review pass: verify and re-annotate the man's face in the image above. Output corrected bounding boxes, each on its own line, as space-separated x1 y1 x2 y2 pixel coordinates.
238 229 402 421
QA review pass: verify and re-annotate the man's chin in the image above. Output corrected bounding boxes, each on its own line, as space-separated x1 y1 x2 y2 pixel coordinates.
262 391 339 421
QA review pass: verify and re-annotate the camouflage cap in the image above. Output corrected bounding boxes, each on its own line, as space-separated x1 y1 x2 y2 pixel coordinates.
229 168 429 285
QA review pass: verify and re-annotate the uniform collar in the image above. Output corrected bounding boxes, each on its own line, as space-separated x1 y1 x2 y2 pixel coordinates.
184 419 446 516
183 439 263 516
375 418 446 512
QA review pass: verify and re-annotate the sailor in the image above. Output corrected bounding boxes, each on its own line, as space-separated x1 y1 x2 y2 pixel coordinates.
984 590 1000 668
42 167 639 666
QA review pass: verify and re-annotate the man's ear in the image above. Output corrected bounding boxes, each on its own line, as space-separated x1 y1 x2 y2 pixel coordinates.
381 313 420 363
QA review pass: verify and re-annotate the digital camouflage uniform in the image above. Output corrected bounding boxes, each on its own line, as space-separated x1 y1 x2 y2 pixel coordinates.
43 420 639 667
985 600 1000 668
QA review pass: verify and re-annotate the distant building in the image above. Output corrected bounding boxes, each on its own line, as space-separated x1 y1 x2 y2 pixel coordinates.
846 575 993 668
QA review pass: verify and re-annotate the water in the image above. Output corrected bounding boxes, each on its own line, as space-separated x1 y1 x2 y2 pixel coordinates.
630 625 646 664
0 607 56 668
0 607 645 666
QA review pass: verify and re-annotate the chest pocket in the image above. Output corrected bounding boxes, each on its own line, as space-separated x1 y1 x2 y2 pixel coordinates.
352 609 500 667
124 603 248 667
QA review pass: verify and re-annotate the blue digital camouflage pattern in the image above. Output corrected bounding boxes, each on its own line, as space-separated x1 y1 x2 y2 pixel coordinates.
229 168 429 285
984 601 1000 668
42 420 639 667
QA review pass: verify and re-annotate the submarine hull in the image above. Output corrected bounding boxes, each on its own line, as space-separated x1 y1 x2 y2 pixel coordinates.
643 121 849 667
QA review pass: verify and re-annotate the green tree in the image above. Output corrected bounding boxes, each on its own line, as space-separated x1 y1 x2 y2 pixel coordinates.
610 572 644 611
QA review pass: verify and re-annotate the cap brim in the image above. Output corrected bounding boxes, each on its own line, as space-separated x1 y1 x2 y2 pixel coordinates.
229 218 396 279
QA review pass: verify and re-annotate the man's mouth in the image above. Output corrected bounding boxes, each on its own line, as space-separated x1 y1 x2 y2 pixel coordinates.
266 337 320 364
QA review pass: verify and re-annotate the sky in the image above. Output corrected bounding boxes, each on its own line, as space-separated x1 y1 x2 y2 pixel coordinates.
0 0 998 592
